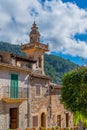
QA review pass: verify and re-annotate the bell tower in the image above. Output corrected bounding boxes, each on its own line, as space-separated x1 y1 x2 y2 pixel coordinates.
29 21 40 43
21 21 49 75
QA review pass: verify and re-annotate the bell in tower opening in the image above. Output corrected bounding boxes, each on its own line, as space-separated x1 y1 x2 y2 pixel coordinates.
29 21 40 43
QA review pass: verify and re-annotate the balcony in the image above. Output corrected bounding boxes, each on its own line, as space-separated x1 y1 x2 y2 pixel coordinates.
21 42 49 52
1 86 28 103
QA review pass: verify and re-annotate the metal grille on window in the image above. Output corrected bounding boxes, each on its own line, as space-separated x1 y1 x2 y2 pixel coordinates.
33 116 38 127
36 85 41 96
57 115 61 127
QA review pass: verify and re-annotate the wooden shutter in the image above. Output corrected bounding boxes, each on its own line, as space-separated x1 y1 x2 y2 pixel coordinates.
32 116 38 127
10 74 18 98
14 74 18 98
10 74 15 98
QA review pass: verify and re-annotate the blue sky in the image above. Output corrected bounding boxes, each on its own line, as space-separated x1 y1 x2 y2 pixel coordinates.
62 0 87 9
0 0 87 65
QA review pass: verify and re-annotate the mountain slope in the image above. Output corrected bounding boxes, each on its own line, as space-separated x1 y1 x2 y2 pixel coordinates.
0 41 79 84
44 54 79 84
0 41 25 57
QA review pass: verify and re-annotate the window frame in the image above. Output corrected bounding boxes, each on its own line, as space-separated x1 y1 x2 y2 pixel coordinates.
10 73 18 98
57 115 61 127
32 115 38 127
35 84 42 97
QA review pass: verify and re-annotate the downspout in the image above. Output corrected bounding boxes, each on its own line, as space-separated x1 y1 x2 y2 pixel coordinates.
49 85 52 127
27 73 31 128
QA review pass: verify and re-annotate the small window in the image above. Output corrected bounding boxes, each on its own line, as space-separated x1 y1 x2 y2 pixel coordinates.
0 55 3 62
35 84 41 96
57 115 61 127
44 87 49 95
11 58 16 66
66 113 69 127
39 57 42 68
57 90 61 102
32 115 38 127
27 63 32 69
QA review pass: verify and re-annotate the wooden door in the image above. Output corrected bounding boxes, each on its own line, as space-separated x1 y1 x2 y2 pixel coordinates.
10 108 18 129
41 112 46 127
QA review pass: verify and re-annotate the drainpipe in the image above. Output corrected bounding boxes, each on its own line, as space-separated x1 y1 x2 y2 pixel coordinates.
49 85 52 127
27 74 31 128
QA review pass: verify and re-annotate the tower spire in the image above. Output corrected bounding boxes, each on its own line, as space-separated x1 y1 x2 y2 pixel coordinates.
29 21 40 43
34 17 35 24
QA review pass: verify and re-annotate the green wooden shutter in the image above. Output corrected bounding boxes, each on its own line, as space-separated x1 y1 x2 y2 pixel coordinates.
10 74 15 98
10 74 18 98
14 74 18 98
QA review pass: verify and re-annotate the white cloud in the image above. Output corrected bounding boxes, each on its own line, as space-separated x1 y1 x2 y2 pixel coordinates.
0 0 87 58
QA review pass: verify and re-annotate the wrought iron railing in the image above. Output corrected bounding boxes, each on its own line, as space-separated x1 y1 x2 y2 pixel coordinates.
1 86 27 99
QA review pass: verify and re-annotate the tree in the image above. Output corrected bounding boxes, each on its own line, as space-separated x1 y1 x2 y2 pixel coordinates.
61 67 87 126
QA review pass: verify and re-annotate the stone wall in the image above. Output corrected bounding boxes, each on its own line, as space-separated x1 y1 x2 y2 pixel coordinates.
30 77 50 128
0 67 74 129
0 68 28 130
51 88 74 128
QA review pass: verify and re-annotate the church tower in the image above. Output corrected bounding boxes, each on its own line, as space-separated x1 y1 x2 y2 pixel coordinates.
21 21 49 74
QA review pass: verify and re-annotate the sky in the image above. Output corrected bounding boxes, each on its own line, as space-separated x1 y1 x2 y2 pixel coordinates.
0 0 87 65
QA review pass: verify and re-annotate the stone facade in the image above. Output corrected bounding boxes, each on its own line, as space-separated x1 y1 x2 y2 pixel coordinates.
0 22 74 130
0 67 28 130
29 76 50 128
50 86 74 128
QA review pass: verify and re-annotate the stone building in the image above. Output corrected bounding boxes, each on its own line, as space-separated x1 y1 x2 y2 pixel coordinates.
0 22 74 130
49 84 74 128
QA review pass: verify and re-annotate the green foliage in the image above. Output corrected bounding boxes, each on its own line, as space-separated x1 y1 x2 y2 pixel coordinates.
74 111 87 126
61 67 87 125
0 41 25 57
0 41 79 84
44 54 79 84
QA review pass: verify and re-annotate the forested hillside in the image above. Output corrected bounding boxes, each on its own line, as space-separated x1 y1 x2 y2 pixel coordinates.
0 41 79 84
44 54 79 84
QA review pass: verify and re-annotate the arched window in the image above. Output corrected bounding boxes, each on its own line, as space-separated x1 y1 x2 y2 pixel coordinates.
39 57 42 68
0 55 3 62
41 112 46 127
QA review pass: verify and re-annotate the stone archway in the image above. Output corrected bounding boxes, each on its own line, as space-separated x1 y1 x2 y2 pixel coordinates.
41 112 46 127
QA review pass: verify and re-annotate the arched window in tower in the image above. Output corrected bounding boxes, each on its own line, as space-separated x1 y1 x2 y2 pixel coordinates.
30 37 33 42
39 56 42 68
0 55 3 62
38 37 39 42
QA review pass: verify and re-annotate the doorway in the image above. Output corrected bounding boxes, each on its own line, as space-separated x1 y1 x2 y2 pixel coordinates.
9 108 18 129
41 112 46 127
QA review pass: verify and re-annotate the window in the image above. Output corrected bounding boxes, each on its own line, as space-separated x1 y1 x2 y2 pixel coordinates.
0 55 3 62
57 90 61 102
44 86 49 95
11 58 16 66
57 115 61 127
35 84 41 96
10 74 18 98
39 57 42 68
66 113 69 127
32 116 38 127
